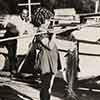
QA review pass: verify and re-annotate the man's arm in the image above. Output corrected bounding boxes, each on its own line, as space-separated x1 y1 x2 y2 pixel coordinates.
6 22 19 36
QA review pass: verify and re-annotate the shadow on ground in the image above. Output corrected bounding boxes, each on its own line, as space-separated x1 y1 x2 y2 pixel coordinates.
0 85 33 100
1 72 100 100
14 75 100 100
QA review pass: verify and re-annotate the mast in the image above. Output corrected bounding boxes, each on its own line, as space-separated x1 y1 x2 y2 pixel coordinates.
28 0 31 21
95 0 99 13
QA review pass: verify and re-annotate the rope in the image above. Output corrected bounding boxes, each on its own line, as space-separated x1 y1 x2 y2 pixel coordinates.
0 31 47 43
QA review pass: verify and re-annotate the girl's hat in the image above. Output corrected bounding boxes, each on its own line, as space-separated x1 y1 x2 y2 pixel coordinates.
32 7 54 27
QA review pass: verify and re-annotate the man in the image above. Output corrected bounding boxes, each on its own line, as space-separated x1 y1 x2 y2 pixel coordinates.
3 9 34 78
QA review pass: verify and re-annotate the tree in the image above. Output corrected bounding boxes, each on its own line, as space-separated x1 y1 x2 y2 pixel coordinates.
0 0 17 14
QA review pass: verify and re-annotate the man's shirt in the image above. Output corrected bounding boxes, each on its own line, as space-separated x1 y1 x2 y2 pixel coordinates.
5 15 34 35
4 15 37 55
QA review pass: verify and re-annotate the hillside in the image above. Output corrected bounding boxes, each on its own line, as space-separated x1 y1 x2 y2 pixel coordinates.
17 0 96 13
0 0 97 14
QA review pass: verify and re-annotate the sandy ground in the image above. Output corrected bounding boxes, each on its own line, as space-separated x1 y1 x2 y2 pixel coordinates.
0 71 100 100
0 72 62 100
